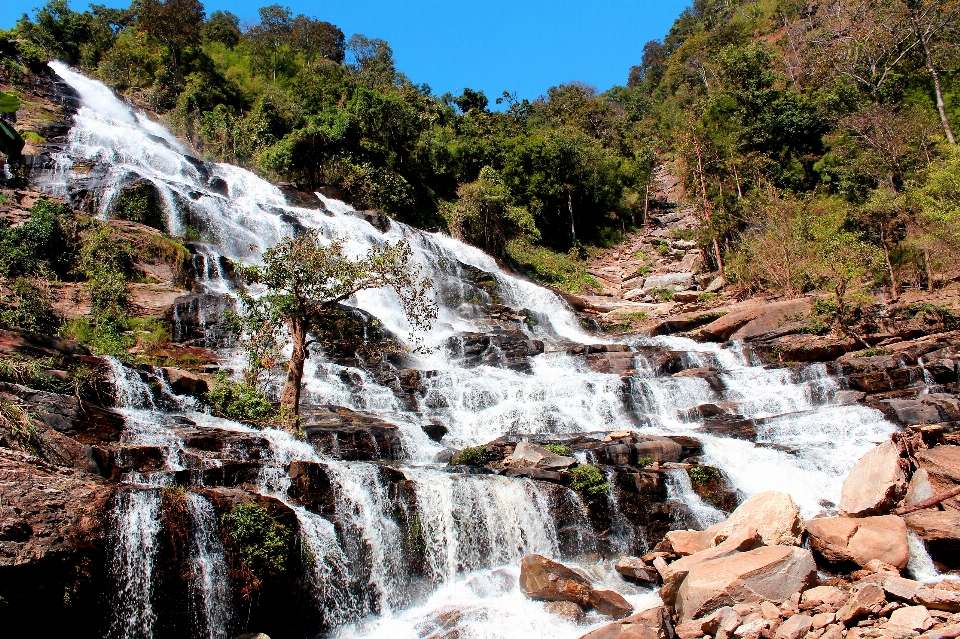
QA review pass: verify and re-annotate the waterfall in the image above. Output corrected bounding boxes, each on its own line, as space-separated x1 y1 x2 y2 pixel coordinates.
107 489 162 639
42 63 911 639
186 493 233 639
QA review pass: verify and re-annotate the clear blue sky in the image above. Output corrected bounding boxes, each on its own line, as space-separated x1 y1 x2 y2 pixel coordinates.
3 0 689 102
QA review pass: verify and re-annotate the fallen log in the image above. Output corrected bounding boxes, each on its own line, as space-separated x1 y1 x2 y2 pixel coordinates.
894 485 960 516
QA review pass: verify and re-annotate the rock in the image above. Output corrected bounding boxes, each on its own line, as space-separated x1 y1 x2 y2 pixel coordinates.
546 600 586 623
716 491 804 546
660 526 764 607
715 609 743 639
839 441 907 517
705 277 725 293
675 546 818 622
697 299 811 342
448 331 545 374
811 613 835 629
676 620 707 639
903 510 960 567
761 601 783 620
733 617 767 639
864 574 922 602
775 614 813 639
820 625 844 639
160 367 208 397
887 606 934 632
914 446 960 511
913 588 960 612
615 557 660 583
642 273 696 294
922 625 960 639
503 442 576 472
666 530 714 556
301 405 405 461
519 554 592 606
904 469 936 507
805 515 909 569
235 634 271 639
421 421 448 442
592 434 684 466
863 558 900 574
836 584 886 625
579 605 674 639
589 589 635 619
800 587 848 612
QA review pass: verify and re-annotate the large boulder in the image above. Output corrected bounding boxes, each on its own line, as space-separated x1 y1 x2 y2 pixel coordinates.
659 526 763 607
519 554 592 606
805 515 909 570
914 445 960 511
839 441 907 517
675 546 818 622
715 491 803 546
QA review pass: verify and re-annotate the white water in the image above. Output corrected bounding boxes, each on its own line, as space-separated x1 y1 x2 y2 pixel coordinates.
186 493 233 639
107 489 161 639
45 63 910 639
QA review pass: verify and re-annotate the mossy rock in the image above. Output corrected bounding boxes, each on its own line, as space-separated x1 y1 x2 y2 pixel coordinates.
110 180 166 231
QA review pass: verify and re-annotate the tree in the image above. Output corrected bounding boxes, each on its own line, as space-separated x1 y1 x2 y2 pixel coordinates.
290 15 345 63
136 0 204 81
246 4 294 81
203 10 241 48
236 230 437 416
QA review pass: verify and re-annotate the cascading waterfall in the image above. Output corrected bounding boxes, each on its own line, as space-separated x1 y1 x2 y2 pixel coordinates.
42 62 917 639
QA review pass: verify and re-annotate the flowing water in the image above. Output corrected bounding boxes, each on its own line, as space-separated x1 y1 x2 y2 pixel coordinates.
42 62 914 638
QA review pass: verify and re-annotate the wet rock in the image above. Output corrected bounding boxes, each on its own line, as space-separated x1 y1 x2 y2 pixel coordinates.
614 557 660 583
301 405 404 461
676 546 818 622
588 589 635 619
421 421 448 442
903 511 960 567
839 441 907 517
697 414 759 440
805 515 909 570
716 491 803 547
666 529 714 556
592 434 683 466
447 330 545 374
519 554 593 606
171 293 235 347
546 600 586 623
160 367 208 397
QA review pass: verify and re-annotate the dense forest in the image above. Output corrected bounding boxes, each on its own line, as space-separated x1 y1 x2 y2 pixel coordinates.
2 0 960 304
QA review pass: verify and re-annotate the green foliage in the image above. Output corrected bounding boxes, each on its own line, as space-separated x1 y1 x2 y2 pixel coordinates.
0 399 39 450
450 445 492 466
697 292 717 302
222 502 289 579
506 239 597 294
688 466 720 486
855 347 893 357
896 303 958 329
637 456 652 468
0 278 61 334
602 311 649 333
570 463 610 500
543 443 572 456
0 91 20 113
110 183 166 230
205 371 276 422
0 199 76 280
650 288 674 302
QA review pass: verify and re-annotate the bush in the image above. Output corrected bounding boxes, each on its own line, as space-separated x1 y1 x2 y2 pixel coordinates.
0 277 62 334
637 456 652 468
0 199 75 279
222 502 289 579
570 463 610 500
205 371 275 422
506 239 598 294
544 443 572 456
110 183 166 230
688 465 720 485
450 445 492 466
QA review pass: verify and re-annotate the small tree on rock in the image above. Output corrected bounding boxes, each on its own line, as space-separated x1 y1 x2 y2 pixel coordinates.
235 229 437 417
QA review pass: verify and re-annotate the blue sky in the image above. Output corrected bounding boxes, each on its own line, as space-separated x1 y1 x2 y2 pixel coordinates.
3 0 689 102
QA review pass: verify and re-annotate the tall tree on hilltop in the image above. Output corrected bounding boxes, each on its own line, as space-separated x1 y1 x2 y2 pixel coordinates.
136 0 204 81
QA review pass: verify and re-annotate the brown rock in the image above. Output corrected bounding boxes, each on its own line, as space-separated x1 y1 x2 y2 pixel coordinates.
914 446 960 483
886 606 935 632
160 366 208 396
819 625 843 639
667 530 713 556
921 624 960 639
660 526 764 607
615 557 660 583
676 546 818 622
546 600 586 623
676 621 707 639
716 491 804 546
864 574 922 602
913 588 960 613
775 615 813 639
579 605 674 639
504 442 576 471
805 515 909 569
762 601 784 620
811 613 835 629
589 589 635 619
519 554 592 606
836 584 886 625
839 441 907 517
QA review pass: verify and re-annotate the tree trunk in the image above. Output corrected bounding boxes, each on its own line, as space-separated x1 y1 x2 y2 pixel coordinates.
882 227 898 301
924 248 935 292
279 319 308 416
567 188 576 244
912 13 956 144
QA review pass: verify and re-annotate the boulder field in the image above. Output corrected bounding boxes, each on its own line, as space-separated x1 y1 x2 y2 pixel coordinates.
518 429 960 639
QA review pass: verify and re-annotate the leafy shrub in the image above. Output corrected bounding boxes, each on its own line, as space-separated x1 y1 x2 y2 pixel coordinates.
637 456 652 468
0 277 62 334
670 228 697 241
654 239 670 255
0 199 75 279
0 399 39 450
697 292 717 302
544 443 572 456
222 503 289 579
110 183 166 230
855 347 892 358
896 303 957 329
205 371 275 422
570 463 610 500
506 239 598 294
450 445 492 466
688 466 720 485
638 265 652 275
650 288 674 302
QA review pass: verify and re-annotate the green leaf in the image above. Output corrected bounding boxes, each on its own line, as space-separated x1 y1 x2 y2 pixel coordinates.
0 120 24 157
0 91 20 114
